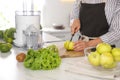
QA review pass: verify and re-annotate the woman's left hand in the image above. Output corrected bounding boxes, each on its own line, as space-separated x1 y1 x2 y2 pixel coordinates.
73 40 88 51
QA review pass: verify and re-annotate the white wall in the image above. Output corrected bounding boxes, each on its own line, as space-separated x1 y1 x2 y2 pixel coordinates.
41 0 74 28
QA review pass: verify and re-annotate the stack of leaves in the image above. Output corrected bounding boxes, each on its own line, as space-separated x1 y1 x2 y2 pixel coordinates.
23 45 61 70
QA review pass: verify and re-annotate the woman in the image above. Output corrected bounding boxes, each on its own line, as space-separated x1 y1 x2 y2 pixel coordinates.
70 0 120 51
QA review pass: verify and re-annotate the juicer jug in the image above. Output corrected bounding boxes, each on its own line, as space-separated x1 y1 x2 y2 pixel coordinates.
23 25 42 50
13 0 41 47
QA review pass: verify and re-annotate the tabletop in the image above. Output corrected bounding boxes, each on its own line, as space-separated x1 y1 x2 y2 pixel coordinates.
0 33 119 80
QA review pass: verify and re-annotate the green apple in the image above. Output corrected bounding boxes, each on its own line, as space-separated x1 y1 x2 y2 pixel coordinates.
64 40 74 50
64 40 70 49
100 52 114 69
112 48 120 62
88 51 100 66
114 57 120 62
102 61 117 69
68 42 74 50
96 43 112 54
108 62 117 69
112 48 120 56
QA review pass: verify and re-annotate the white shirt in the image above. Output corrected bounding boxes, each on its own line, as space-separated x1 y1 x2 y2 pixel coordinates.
70 0 120 46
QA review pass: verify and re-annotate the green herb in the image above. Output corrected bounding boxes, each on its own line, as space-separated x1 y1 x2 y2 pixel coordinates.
24 45 61 70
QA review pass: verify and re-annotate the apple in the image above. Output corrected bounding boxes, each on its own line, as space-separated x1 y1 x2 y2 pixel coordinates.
114 57 120 62
88 51 100 66
112 48 120 62
96 43 112 54
68 42 74 50
112 48 120 56
64 40 70 49
100 52 114 69
108 62 117 69
64 40 74 50
102 61 117 69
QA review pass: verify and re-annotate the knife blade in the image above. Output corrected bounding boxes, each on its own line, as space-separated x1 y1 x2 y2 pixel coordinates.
70 34 75 41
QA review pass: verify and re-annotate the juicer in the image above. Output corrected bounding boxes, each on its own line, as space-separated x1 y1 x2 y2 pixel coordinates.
13 0 41 48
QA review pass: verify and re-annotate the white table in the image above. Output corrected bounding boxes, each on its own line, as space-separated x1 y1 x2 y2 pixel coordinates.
0 33 119 80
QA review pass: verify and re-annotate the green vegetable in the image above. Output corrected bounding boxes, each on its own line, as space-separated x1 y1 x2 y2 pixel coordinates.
46 44 59 53
24 45 61 70
0 28 15 53
3 28 16 43
6 38 13 44
5 28 16 39
0 43 12 53
0 30 3 38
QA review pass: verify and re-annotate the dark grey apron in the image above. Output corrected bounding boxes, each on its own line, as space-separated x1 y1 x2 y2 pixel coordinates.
79 3 109 37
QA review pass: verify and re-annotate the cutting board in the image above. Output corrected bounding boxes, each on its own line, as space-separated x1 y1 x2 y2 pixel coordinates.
44 42 84 58
59 47 84 58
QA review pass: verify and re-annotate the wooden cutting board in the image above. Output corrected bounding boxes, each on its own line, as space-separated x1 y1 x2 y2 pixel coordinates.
44 42 84 58
59 47 84 58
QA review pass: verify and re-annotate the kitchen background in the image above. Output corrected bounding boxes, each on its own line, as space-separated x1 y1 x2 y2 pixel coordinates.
0 0 75 29
0 0 79 41
41 0 74 28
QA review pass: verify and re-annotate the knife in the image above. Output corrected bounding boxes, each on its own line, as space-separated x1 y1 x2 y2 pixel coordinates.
70 34 75 41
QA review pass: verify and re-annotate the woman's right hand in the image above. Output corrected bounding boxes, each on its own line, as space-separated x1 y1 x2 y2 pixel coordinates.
71 19 80 34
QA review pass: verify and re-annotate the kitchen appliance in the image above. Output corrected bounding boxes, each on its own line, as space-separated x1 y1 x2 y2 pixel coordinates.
23 25 41 50
14 0 41 48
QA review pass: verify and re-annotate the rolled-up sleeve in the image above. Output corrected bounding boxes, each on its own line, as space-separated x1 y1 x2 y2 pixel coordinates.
100 10 120 44
70 0 81 20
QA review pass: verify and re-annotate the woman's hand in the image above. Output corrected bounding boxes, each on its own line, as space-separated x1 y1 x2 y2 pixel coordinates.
71 19 80 34
73 40 88 51
73 38 103 51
